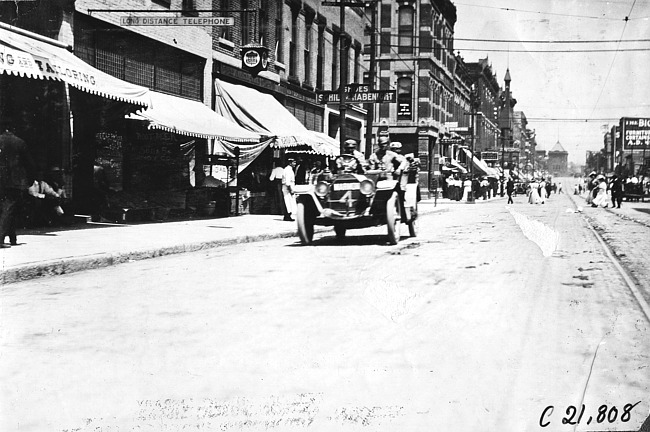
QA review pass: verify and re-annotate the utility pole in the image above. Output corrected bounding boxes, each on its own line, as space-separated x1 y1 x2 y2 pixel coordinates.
364 1 376 157
467 84 477 204
338 2 348 154
500 68 511 197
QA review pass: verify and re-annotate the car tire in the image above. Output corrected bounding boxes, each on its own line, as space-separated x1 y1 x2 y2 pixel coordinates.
386 191 401 245
334 224 346 239
296 201 314 245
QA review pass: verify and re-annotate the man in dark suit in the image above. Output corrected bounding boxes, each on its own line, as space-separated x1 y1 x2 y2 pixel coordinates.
0 118 35 247
506 177 515 204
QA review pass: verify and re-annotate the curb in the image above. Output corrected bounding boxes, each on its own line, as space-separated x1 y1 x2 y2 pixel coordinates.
1 206 446 285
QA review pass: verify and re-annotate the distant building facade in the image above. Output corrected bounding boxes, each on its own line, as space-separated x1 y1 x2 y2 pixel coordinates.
548 141 568 176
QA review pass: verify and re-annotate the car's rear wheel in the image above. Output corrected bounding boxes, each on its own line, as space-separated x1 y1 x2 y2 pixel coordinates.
386 191 401 245
296 201 314 245
334 224 346 239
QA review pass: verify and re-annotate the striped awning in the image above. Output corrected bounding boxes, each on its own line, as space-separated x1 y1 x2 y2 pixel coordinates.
0 26 151 107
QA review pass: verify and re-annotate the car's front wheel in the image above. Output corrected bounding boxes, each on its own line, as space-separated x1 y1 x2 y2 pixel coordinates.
386 191 401 245
296 201 314 245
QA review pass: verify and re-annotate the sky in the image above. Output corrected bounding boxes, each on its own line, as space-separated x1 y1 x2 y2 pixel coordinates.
452 0 650 164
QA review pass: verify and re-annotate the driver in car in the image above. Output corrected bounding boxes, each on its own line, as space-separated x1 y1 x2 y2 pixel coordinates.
334 139 365 174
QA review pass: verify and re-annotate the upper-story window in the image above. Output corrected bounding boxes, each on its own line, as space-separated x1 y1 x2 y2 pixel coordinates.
397 76 413 120
219 0 232 41
353 44 360 84
259 0 269 44
275 0 283 63
181 0 198 17
304 12 314 84
380 2 391 28
316 23 325 89
241 0 253 45
332 32 339 89
398 5 414 54
289 7 299 78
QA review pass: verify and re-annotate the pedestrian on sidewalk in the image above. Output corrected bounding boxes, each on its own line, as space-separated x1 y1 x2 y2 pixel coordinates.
269 158 286 216
282 158 297 221
0 117 35 247
506 177 515 204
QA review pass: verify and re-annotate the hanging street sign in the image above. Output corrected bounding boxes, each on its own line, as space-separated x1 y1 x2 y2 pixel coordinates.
120 16 235 26
316 89 396 104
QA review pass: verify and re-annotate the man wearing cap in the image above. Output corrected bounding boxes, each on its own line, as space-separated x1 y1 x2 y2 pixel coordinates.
367 135 408 177
335 139 365 174
387 142 411 188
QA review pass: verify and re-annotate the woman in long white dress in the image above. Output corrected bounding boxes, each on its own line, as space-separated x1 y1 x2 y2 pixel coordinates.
528 180 542 204
592 178 609 208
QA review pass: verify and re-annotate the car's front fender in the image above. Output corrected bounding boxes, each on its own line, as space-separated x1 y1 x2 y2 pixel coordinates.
294 185 324 214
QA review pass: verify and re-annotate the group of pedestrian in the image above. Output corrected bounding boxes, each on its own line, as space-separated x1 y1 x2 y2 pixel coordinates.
0 119 68 248
0 119 34 247
584 171 628 209
524 177 560 205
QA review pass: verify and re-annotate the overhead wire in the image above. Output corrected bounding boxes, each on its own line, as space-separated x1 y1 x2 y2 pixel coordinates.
580 0 639 145
453 2 636 21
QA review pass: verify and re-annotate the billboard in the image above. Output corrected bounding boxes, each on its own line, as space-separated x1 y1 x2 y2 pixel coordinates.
620 117 650 151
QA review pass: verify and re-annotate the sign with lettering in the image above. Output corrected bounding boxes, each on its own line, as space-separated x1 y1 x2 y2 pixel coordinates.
0 45 43 78
620 117 650 150
439 138 463 145
316 89 396 104
120 16 234 26
481 151 499 161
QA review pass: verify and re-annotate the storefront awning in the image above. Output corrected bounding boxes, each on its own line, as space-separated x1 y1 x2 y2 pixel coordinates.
442 157 467 173
128 91 262 142
461 148 499 177
0 26 151 107
214 79 339 156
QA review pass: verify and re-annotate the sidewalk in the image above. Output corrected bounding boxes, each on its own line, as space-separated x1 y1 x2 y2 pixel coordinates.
0 198 451 285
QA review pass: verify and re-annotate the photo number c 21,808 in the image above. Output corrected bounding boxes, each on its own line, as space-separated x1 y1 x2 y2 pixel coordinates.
539 401 642 428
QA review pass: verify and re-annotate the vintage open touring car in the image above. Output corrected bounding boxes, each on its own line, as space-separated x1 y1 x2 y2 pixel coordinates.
293 154 419 245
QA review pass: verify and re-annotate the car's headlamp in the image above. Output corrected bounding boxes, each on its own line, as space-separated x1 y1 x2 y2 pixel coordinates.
360 179 376 195
315 181 330 197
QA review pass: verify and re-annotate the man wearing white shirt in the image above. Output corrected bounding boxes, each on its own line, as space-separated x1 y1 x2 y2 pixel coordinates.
282 159 297 221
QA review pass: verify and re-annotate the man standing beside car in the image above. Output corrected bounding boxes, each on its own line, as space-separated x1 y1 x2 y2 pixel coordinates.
281 158 297 221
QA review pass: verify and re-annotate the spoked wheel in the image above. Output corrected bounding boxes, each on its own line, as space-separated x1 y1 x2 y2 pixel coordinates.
334 224 346 240
296 201 314 245
386 191 401 245
407 202 418 237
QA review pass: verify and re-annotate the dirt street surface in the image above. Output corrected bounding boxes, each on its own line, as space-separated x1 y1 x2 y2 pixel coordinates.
571 195 650 305
1 189 648 432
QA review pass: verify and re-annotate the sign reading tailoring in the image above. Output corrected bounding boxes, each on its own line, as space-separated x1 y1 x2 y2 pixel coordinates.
120 16 234 26
620 117 650 150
